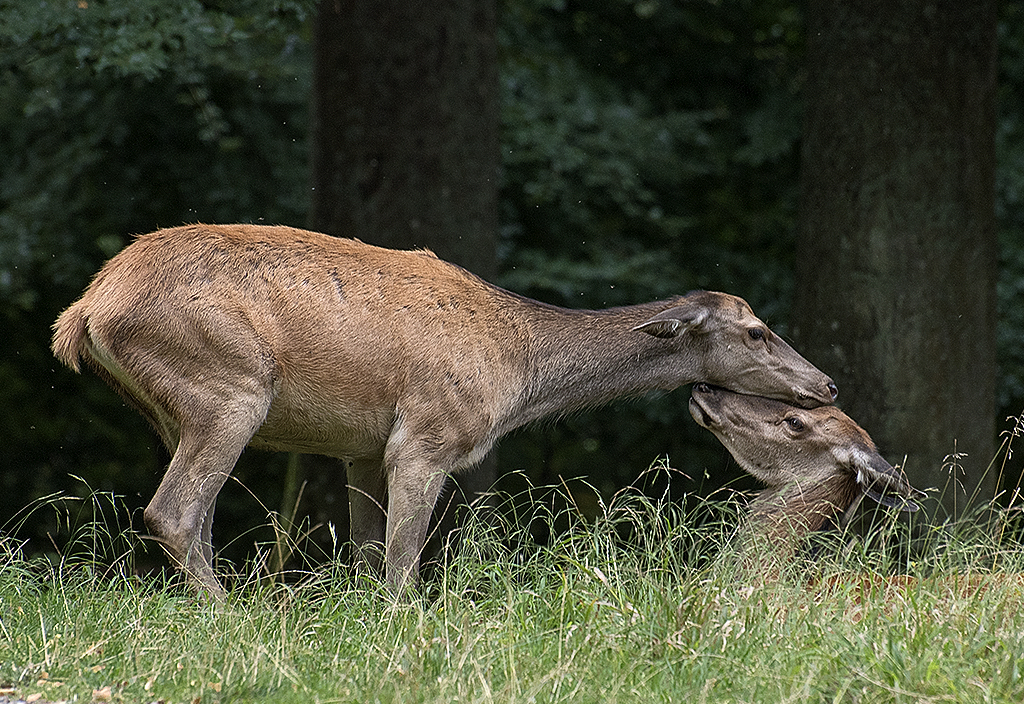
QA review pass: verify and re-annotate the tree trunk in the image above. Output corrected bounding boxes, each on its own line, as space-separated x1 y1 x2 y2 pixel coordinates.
310 0 499 280
793 0 998 519
309 0 500 557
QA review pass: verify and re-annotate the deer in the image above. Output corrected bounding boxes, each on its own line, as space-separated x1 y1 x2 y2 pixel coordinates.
52 223 838 597
688 383 926 569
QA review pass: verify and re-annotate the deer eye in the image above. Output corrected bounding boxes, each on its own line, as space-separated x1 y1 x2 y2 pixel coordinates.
747 328 765 341
784 417 805 432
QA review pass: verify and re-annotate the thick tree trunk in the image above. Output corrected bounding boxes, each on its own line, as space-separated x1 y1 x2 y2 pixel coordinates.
310 0 499 280
794 0 998 518
309 1 500 558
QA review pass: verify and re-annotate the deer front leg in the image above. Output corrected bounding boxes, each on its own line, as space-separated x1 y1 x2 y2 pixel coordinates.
383 454 449 592
346 456 387 576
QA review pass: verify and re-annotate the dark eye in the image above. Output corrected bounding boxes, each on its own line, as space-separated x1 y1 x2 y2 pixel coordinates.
784 417 805 432
748 328 765 341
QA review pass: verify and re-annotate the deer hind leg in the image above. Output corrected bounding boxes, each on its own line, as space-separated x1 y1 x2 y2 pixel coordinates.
200 498 216 567
143 397 270 599
83 307 276 597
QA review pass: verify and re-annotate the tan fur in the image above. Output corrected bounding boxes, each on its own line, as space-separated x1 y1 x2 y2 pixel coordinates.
689 384 925 564
53 223 837 595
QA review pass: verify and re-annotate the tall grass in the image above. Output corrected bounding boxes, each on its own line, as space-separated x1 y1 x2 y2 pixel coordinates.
3 476 1024 704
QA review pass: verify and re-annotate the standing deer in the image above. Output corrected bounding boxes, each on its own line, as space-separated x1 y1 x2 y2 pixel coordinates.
52 223 837 596
688 383 925 562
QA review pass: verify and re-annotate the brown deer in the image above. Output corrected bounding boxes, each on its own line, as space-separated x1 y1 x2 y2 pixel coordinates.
52 223 837 596
688 383 925 564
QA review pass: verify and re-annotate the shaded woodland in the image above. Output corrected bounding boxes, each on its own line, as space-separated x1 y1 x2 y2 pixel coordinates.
2 0 1024 571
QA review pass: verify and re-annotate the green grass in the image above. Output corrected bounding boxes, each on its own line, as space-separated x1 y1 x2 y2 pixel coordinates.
3 486 1024 704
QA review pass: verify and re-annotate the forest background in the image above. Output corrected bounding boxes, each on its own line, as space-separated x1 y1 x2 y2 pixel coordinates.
2 0 1024 574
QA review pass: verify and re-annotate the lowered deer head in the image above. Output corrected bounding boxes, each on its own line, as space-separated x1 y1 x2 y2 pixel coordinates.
689 383 925 558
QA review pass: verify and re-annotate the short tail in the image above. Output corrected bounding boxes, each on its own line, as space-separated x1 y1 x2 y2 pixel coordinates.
52 301 89 373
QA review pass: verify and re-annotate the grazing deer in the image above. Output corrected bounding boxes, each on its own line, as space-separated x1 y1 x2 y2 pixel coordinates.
52 223 837 596
688 383 925 563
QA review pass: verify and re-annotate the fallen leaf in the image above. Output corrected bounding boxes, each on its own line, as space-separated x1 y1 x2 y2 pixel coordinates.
93 685 113 701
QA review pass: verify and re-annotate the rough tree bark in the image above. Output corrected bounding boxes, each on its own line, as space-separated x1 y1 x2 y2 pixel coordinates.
310 0 499 280
793 0 998 518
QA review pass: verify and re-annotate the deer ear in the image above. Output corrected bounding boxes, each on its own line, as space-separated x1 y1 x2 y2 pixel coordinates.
834 444 925 512
633 306 708 339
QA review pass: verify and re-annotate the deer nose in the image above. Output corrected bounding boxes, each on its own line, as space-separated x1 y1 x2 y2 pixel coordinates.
828 382 839 401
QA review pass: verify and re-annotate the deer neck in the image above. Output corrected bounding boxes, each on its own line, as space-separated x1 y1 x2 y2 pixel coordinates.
744 474 861 547
510 297 697 428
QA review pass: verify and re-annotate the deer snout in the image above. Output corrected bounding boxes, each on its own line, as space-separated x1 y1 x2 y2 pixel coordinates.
689 383 721 429
693 382 715 396
796 378 838 408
